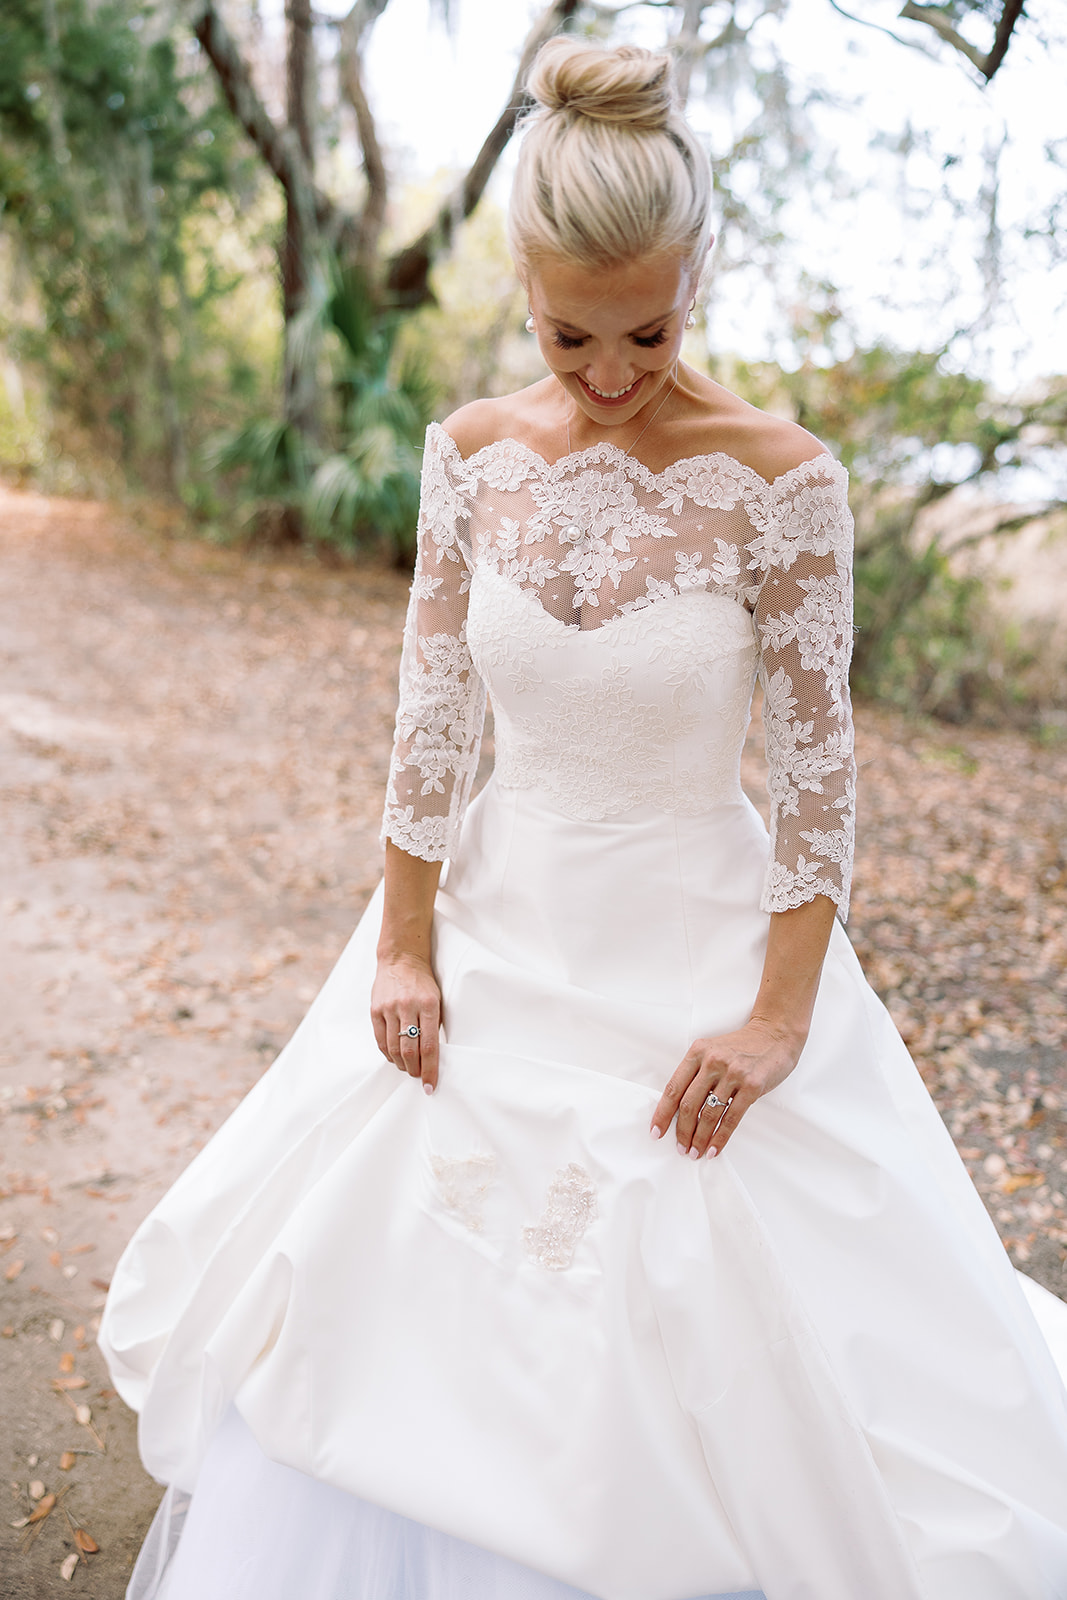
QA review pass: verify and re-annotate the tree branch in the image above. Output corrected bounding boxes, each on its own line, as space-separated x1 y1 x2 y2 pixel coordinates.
343 0 394 52
898 0 1025 82
188 0 334 230
385 0 581 308
982 0 1026 81
286 0 315 164
672 0 709 105
338 8 389 266
826 0 940 62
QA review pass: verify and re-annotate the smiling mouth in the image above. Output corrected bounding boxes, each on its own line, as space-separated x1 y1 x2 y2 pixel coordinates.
577 374 643 404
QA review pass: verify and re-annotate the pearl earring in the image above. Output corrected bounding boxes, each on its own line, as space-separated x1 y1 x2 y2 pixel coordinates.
685 304 697 329
525 315 536 333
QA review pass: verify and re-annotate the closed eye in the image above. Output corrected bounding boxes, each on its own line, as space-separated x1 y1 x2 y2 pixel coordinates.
550 327 669 350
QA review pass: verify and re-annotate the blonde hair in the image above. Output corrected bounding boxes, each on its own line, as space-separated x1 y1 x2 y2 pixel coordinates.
508 38 713 279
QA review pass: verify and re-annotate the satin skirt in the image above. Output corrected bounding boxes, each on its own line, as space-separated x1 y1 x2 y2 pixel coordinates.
101 779 1067 1600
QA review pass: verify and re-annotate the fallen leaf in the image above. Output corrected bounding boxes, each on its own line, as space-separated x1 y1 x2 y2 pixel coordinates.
72 1325 85 1342
48 1251 61 1268
26 1492 56 1524
74 1405 91 1426
49 1319 64 1343
61 1266 78 1280
73 1526 99 1554
10 1516 30 1529
1 1325 14 1338
5 1259 24 1282
41 1227 58 1245
90 1278 110 1293
1001 1171 1044 1194
28 1454 38 1467
58 1351 75 1373
59 1452 76 1471
52 1376 88 1391
60 1551 79 1581
29 1480 45 1500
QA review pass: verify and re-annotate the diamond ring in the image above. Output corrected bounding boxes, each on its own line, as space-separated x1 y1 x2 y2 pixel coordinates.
703 1092 726 1110
403 1025 420 1038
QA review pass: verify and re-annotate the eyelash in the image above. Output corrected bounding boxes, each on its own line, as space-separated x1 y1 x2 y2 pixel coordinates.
551 328 669 351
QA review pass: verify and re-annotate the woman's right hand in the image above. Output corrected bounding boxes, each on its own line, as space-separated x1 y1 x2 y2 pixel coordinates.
370 952 442 1092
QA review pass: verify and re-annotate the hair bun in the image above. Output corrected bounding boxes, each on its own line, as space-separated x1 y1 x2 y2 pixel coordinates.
526 39 674 132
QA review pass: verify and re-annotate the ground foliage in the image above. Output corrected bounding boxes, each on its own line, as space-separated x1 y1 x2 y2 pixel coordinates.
212 263 437 558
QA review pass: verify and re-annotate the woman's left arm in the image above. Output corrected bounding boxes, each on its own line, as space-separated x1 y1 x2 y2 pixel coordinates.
651 893 836 1156
653 448 856 1157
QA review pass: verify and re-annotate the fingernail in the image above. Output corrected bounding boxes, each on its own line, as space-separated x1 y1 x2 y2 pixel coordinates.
688 1146 701 1161
676 1141 687 1156
707 1146 718 1159
650 1125 662 1140
423 1082 434 1095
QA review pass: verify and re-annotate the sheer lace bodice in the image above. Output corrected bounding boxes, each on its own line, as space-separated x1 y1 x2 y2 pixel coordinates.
382 422 856 915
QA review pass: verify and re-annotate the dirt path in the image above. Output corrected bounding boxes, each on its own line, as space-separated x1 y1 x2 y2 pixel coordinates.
1 487 1064 1596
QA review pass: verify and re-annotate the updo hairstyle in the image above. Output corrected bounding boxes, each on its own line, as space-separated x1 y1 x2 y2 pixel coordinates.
508 38 713 281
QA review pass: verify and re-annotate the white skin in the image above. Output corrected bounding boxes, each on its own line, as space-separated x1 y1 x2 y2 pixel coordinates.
372 250 837 1157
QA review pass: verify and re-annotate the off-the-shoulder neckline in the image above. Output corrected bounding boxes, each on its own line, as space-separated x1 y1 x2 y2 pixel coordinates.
425 419 845 494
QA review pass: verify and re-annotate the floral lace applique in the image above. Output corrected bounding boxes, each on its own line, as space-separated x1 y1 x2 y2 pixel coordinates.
431 1153 497 1234
656 455 753 515
523 1164 598 1271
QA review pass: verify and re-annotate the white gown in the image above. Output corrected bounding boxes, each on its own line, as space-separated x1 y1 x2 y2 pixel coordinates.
100 425 1067 1600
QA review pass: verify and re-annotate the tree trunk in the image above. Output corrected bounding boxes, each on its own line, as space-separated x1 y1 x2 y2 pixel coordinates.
281 0 320 450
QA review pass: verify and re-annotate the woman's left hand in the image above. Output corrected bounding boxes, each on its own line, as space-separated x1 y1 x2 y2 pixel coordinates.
651 1019 804 1159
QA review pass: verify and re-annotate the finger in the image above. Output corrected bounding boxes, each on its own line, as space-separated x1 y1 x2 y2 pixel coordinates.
419 1006 441 1093
398 1019 422 1076
705 1089 756 1157
650 1055 701 1139
689 1094 729 1158
371 1008 391 1063
675 1075 726 1152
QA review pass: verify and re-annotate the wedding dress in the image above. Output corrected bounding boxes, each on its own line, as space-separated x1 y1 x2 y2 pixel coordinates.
100 424 1067 1600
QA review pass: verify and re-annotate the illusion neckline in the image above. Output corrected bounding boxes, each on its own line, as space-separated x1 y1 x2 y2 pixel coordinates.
428 420 844 495
473 562 757 641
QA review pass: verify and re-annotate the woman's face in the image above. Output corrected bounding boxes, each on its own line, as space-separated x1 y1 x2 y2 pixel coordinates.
525 252 693 429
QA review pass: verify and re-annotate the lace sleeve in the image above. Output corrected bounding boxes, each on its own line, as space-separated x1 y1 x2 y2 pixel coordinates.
380 425 487 863
749 456 856 918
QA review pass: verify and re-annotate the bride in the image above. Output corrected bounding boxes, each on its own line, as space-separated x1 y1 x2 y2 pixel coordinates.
101 36 1067 1600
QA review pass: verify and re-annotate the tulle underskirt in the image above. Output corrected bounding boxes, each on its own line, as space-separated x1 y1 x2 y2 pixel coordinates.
131 1407 765 1600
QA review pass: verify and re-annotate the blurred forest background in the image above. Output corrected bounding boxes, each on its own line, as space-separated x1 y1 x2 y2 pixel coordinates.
1 0 1066 724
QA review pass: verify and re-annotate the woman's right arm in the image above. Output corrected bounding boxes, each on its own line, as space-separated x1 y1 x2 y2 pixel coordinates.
374 423 485 1092
371 842 444 1090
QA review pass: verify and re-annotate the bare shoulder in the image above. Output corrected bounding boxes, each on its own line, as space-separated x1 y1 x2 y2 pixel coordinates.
732 413 832 485
440 398 512 460
688 376 832 484
440 382 552 461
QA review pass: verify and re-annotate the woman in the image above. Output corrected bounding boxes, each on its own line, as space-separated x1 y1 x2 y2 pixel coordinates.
101 37 1067 1600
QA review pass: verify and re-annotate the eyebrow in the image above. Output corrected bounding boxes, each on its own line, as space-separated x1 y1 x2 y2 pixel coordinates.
546 312 674 336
